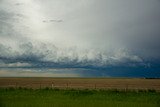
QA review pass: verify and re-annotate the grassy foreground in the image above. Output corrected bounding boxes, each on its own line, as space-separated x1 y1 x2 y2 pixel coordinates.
0 88 160 107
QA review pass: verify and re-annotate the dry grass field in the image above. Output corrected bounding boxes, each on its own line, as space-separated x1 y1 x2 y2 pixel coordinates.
0 78 160 90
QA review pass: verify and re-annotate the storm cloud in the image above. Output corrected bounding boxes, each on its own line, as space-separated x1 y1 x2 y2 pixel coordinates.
0 0 160 77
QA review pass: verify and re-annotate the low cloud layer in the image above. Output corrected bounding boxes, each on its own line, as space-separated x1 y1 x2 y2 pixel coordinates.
0 0 160 77
0 42 145 68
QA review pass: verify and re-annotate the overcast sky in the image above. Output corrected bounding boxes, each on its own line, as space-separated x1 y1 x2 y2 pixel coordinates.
0 0 160 77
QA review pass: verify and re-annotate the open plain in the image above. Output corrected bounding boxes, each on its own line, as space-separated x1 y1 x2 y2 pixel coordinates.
1 78 160 107
0 78 160 90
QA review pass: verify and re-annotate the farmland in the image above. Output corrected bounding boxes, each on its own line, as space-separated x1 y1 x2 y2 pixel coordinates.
0 78 160 107
0 88 160 107
0 78 160 90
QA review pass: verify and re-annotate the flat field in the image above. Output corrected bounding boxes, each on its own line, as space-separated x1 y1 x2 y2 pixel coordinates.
0 88 160 107
0 78 160 107
0 78 160 90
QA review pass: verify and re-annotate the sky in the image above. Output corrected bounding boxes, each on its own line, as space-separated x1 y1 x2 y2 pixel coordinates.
0 0 160 77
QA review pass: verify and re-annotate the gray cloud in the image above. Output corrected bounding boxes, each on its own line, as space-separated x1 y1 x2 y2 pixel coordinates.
0 42 145 68
0 0 160 69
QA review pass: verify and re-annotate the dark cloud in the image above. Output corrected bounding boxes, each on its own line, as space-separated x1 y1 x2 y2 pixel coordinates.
50 20 63 22
15 3 24 6
15 13 25 18
43 19 63 23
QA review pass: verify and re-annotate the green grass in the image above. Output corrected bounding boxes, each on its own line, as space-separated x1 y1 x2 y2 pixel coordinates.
0 88 160 107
